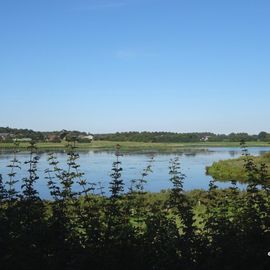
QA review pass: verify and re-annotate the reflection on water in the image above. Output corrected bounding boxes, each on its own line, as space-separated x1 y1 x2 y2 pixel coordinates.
259 150 270 156
0 147 270 199
228 150 238 157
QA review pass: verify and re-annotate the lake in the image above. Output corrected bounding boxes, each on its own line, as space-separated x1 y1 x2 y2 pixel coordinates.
0 146 270 199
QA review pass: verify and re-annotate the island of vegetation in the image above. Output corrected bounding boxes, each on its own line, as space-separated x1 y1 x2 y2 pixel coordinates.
207 152 270 183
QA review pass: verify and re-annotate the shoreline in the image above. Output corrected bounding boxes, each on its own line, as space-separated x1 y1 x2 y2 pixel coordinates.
0 140 269 153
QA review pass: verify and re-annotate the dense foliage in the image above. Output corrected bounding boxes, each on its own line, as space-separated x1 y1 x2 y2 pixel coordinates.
96 131 270 143
0 142 270 270
1 127 270 143
0 127 45 141
0 127 88 142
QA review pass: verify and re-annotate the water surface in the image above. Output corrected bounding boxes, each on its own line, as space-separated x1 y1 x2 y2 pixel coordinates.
0 147 270 199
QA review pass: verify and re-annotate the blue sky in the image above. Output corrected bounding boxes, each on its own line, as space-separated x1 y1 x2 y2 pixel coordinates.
0 0 269 134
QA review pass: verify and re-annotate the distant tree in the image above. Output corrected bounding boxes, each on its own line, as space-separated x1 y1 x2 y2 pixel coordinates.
258 131 270 141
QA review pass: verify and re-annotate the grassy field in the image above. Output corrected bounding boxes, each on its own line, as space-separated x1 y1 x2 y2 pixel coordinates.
206 152 270 183
0 140 269 152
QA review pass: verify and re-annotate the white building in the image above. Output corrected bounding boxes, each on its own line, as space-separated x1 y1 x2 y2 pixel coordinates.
200 136 210 142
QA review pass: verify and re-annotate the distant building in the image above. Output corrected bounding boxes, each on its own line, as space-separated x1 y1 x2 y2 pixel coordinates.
200 136 210 142
47 134 61 142
0 133 15 140
13 138 32 142
0 133 10 140
79 134 94 142
83 134 94 140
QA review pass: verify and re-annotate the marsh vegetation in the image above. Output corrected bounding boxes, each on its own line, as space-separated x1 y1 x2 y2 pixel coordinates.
207 152 270 183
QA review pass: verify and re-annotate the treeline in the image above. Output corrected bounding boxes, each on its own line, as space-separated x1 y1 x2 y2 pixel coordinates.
0 127 44 141
1 127 270 143
0 127 88 142
0 142 269 270
96 131 270 143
